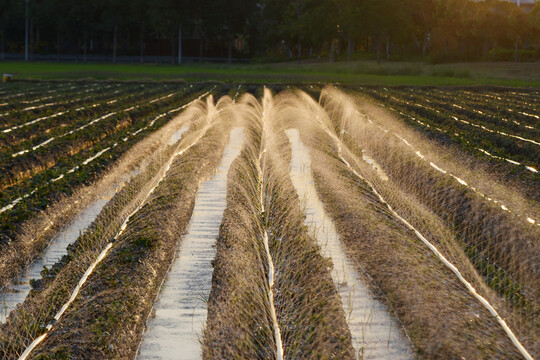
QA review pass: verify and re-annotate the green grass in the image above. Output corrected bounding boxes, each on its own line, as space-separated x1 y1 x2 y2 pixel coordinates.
1 61 539 87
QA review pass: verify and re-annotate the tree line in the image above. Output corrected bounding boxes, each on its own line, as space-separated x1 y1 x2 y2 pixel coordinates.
1 0 539 63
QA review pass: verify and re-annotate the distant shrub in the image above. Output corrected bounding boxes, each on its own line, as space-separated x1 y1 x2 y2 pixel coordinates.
355 63 423 76
487 47 538 61
430 67 471 78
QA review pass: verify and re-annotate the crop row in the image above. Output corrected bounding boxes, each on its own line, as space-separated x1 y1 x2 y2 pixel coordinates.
0 92 355 359
206 91 353 359
324 87 538 356
369 87 539 158
210 87 535 359
0 83 107 121
450 89 539 116
1 83 104 118
0 85 126 137
0 84 217 247
0 84 182 168
419 88 539 127
0 99 231 359
366 87 540 158
0 83 169 142
340 86 539 289
397 88 539 134
0 82 83 103
0 86 535 359
0 118 205 358
0 83 204 189
0 87 218 313
361 87 540 192
303 123 528 359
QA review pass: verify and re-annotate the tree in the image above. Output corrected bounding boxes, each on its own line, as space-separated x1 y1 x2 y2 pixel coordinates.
149 0 195 64
0 0 16 59
361 0 412 61
99 0 129 63
529 2 540 54
331 0 359 61
1 0 539 63
129 0 150 62
409 0 437 57
211 0 258 63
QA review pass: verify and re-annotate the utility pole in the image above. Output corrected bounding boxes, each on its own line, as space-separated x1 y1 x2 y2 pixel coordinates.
178 24 182 65
25 0 29 62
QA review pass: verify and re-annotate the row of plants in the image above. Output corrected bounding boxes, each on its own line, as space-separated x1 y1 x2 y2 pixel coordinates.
321 87 537 357
362 87 540 186
0 83 168 146
0 82 80 103
369 88 540 146
342 87 539 301
0 101 224 358
0 83 206 192
205 91 354 359
0 84 216 246
0 85 219 306
404 88 540 133
0 84 179 165
1 83 195 136
305 126 528 359
204 134 279 358
11 106 233 359
453 89 539 116
0 83 104 123
1 84 125 137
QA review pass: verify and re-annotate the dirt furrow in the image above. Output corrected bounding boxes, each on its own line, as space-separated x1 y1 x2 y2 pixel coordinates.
286 128 413 359
136 127 244 359
286 89 533 358
0 89 215 294
204 89 355 359
0 95 225 359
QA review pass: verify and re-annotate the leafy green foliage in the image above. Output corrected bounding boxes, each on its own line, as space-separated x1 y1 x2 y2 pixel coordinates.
1 0 539 61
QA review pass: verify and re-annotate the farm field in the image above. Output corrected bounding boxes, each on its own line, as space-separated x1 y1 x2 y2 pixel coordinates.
2 61 540 87
0 81 537 360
